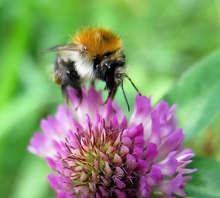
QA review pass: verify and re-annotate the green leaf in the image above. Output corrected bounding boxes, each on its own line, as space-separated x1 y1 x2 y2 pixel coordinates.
9 155 53 198
0 88 59 140
186 157 220 198
163 51 220 139
0 0 33 107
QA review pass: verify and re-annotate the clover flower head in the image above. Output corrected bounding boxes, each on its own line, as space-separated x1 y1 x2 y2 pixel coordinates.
29 87 195 198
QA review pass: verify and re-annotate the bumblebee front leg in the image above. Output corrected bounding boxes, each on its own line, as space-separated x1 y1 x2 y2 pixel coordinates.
104 69 118 103
104 86 117 104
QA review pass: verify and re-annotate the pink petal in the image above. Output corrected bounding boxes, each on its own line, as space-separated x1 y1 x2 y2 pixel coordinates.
130 95 151 125
157 128 184 160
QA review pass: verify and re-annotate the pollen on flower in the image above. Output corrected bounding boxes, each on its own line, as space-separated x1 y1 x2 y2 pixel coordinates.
60 121 127 194
28 87 196 198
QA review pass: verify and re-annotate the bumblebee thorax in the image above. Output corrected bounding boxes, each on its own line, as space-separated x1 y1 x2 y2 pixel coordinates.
72 28 122 58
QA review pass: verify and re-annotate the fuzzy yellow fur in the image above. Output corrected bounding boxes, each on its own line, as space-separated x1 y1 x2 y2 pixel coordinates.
72 28 122 57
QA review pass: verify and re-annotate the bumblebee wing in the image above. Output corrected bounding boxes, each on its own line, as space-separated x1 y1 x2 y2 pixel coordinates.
44 43 82 53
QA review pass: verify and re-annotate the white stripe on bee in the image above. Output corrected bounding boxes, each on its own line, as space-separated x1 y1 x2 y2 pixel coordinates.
74 52 94 80
59 50 94 80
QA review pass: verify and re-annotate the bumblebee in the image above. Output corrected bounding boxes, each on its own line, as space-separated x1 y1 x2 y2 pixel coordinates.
49 27 139 110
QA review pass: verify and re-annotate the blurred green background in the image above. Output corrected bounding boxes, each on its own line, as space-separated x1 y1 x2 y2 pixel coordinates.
0 0 220 197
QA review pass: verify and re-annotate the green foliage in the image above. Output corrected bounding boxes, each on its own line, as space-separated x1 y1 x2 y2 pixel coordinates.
164 51 220 140
10 156 53 198
186 157 220 198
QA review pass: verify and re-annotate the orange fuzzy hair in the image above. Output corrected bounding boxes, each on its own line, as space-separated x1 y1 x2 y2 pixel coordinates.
72 28 122 57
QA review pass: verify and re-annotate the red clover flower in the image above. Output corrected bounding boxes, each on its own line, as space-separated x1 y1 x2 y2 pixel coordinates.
28 87 195 198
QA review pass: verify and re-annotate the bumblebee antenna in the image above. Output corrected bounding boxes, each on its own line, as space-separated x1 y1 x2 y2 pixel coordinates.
124 74 141 95
121 81 130 112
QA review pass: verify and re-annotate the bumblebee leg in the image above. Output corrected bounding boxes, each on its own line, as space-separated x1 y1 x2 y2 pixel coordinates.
61 84 69 103
104 69 118 103
61 73 82 105
61 84 82 107
104 86 117 104
54 56 83 106
91 79 96 87
75 88 83 105
66 69 83 105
